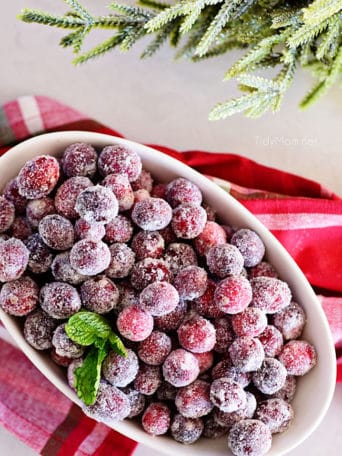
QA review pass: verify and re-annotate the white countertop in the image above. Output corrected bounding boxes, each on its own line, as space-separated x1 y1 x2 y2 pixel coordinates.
1 1 341 455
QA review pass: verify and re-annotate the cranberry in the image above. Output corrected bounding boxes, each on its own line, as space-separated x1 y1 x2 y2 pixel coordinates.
210 378 246 413
178 315 216 353
130 258 171 291
24 233 53 274
151 183 167 199
117 305 153 342
212 316 234 353
75 185 118 224
40 281 81 319
134 364 162 395
194 221 227 256
255 398 294 434
26 197 56 228
171 414 203 444
172 203 207 239
0 196 15 232
105 242 135 279
50 349 74 367
74 219 105 241
157 381 178 402
51 252 88 285
132 198 172 231
193 351 214 374
228 419 272 456
116 281 139 313
55 176 92 220
211 359 251 388
163 242 198 275
104 214 133 243
154 299 188 332
138 330 172 365
81 276 119 314
258 325 283 357
231 228 265 268
139 281 179 316
251 277 292 314
9 216 33 240
17 155 60 199
272 376 297 402
0 276 38 316
98 144 142 181
232 307 267 337
39 214 74 250
121 386 146 418
278 340 317 376
23 309 57 350
70 239 110 276
206 243 244 278
102 348 139 387
203 414 228 439
3 178 28 214
61 142 97 178
131 230 164 260
229 336 265 373
0 238 29 282
173 265 207 300
214 276 252 314
272 301 306 340
192 280 224 319
67 358 83 391
253 358 287 394
248 261 279 279
175 379 213 418
52 323 85 358
214 391 257 427
142 402 170 436
162 348 199 387
166 177 202 208
102 173 134 211
131 169 153 192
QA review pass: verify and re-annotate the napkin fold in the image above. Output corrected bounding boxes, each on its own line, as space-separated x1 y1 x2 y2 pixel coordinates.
0 95 341 456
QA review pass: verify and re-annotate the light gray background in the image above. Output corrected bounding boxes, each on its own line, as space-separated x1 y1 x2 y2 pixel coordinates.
1 1 341 455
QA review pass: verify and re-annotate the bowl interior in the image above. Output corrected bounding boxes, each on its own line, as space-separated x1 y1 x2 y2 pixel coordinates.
0 131 336 456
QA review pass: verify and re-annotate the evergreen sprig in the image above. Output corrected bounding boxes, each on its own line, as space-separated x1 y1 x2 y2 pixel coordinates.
18 0 342 118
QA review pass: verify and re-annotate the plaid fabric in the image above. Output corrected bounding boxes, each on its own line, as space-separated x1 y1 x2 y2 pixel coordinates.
0 95 341 455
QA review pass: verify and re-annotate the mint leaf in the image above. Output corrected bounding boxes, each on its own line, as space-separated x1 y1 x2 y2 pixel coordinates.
74 344 108 406
108 331 127 358
65 311 112 346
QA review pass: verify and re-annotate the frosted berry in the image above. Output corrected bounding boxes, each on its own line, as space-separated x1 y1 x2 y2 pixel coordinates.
139 281 179 316
75 219 105 241
142 402 170 436
131 230 164 260
171 414 203 444
75 185 118 224
67 358 83 391
133 189 150 204
173 265 207 300
272 301 306 340
193 351 214 374
55 176 92 220
258 325 283 357
253 358 287 395
210 378 246 413
164 242 198 275
132 198 172 231
214 391 257 427
214 276 252 314
81 276 119 314
211 359 251 388
102 348 139 387
194 221 227 257
272 375 297 402
52 323 85 358
52 252 88 285
231 229 265 268
116 281 139 313
212 317 234 353
98 144 142 181
50 349 74 367
278 340 317 376
23 309 57 350
9 216 32 240
177 315 216 353
158 225 177 245
104 214 133 243
151 183 167 199
134 364 162 395
163 348 199 387
138 331 172 365
70 239 110 276
157 381 178 402
255 398 294 434
102 173 134 211
131 169 153 192
40 281 81 319
203 414 229 439
26 197 56 228
0 196 15 232
105 243 135 279
191 280 223 319
3 178 28 214
228 419 272 456
0 238 29 282
232 308 267 338
39 214 74 250
172 203 207 239
62 142 97 178
0 276 38 316
130 258 171 291
175 379 213 418
229 336 265 373
248 261 279 279
121 386 146 418
17 155 60 199
166 177 202 208
154 299 188 332
25 234 53 274
206 244 244 278
117 305 153 342
251 277 292 314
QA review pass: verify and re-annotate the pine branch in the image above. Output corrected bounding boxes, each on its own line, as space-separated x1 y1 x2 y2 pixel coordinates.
19 9 84 28
303 0 342 26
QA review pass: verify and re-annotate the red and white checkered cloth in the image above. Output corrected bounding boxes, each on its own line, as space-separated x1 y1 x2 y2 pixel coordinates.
0 95 341 456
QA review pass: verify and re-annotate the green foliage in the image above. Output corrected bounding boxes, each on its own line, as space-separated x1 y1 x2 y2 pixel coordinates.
18 0 342 118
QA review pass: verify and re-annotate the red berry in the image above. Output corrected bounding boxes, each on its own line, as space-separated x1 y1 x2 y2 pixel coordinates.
52 323 85 358
102 173 134 211
251 277 292 314
163 242 198 275
121 386 146 418
9 216 33 240
0 196 15 233
214 276 252 314
55 176 92 220
172 203 207 239
139 281 179 316
102 348 139 387
166 178 202 208
104 214 133 243
272 375 297 402
178 315 216 353
272 301 306 340
62 142 97 178
157 381 178 402
40 281 81 319
232 307 267 337
203 414 229 439
210 378 246 412
229 336 265 373
252 358 287 395
3 178 28 214
214 391 257 427
17 155 60 199
258 325 283 357
24 234 53 274
206 244 244 278
212 316 234 353
39 214 75 251
175 379 213 418
131 169 153 192
67 358 83 391
255 398 294 434
154 299 188 332
162 348 199 387
173 265 207 300
228 419 272 456
211 359 251 388
134 364 162 395
0 275 38 316
278 340 317 376
50 349 74 367
248 261 279 279
26 197 56 228
117 305 153 342
231 228 265 268
130 258 171 291
142 402 170 436
151 183 167 199
132 230 164 260
194 221 227 257
81 276 119 314
98 144 142 181
70 239 110 276
24 309 57 350
171 414 203 444
0 238 29 282
75 185 118 224
193 351 214 374
75 219 105 241
132 198 172 231
138 330 172 365
105 243 135 279
192 280 224 319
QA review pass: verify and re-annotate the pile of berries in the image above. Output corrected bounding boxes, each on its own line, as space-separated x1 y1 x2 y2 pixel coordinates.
0 143 317 456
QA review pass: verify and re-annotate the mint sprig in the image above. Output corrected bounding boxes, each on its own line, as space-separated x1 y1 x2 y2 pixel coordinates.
65 311 127 406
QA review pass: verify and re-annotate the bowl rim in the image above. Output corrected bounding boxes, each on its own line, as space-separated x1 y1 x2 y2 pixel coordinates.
0 131 337 456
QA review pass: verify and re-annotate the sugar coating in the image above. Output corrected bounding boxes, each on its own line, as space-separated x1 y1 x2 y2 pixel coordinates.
102 348 139 387
39 214 75 251
131 169 154 192
52 323 85 358
139 281 179 316
134 364 162 395
255 398 294 434
278 340 317 376
0 238 29 282
248 261 279 279
154 299 188 332
194 221 227 258
228 419 272 456
26 197 56 228
173 265 208 300
142 402 170 436
3 179 28 214
130 258 171 291
83 382 131 424
214 276 252 314
70 239 111 276
232 307 268 338
67 357 83 390
166 177 202 208
75 185 118 224
172 203 207 239
98 144 142 181
253 358 287 395
163 242 198 275
192 280 224 319
211 359 252 388
132 198 172 231
75 219 105 242
163 348 200 387
55 176 92 220
24 234 53 274
213 318 234 355
175 379 213 418
210 378 246 413
271 375 297 402
272 301 306 340
105 214 133 243
151 183 167 199
157 381 178 402
17 155 60 199
62 142 98 178
24 309 57 350
0 196 15 232
133 189 150 204
81 276 119 314
138 331 172 365
9 216 33 240
193 351 214 374
229 336 265 373
116 305 153 342
102 173 134 211
105 242 135 279
121 386 146 418
206 244 244 278
52 251 89 285
131 230 165 260
203 414 229 439
231 229 265 268
258 325 284 357
251 277 292 314
0 275 38 316
171 414 204 444
214 391 257 427
178 315 216 353
40 281 81 319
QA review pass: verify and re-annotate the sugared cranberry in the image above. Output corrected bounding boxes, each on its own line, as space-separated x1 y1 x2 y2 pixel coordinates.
248 261 279 279
70 239 110 276
133 189 150 204
151 183 167 199
139 281 179 316
193 351 214 374
210 378 246 412
162 348 199 387
272 301 306 340
258 325 283 357
173 265 207 300
23 309 57 350
206 244 244 278
55 176 92 220
231 228 265 268
251 277 292 314
132 198 172 231
3 179 28 214
229 336 265 373
0 196 15 232
62 142 97 178
52 323 85 358
138 330 172 365
25 234 53 274
214 276 252 314
40 281 81 319
102 173 134 211
166 177 202 208
211 359 251 388
81 276 119 314
17 155 60 199
178 315 216 353
131 169 153 192
50 349 74 367
52 251 88 285
228 419 272 456
131 230 164 260
157 381 178 402
171 414 203 444
102 348 139 387
98 144 142 181
130 258 171 291
116 281 139 313
104 214 133 243
212 316 234 353
26 197 56 228
203 414 228 439
154 299 188 332
134 364 162 395
121 386 146 418
117 305 153 342
278 340 317 376
253 358 287 395
172 203 207 239
255 398 294 434
214 391 257 427
0 276 38 316
75 185 118 224
175 379 213 418
39 214 74 250
0 238 29 282
272 376 297 402
163 242 198 275
192 280 224 319
142 402 170 436
158 225 177 245
74 219 105 241
105 243 135 279
194 221 227 257
9 216 33 240
67 358 83 391
232 307 267 337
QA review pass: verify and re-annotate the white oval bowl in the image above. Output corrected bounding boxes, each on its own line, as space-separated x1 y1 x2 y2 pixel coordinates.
0 131 336 456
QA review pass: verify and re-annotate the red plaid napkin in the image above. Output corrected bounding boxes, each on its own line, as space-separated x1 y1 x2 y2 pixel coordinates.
0 95 341 455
